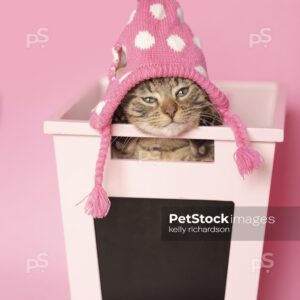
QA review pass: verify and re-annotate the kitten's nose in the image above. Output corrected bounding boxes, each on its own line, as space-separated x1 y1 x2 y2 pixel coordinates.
162 101 178 119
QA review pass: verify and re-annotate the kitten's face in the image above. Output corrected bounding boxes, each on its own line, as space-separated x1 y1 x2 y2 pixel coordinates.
121 78 217 137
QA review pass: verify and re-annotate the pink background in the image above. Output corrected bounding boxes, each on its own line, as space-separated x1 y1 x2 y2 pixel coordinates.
1 0 299 299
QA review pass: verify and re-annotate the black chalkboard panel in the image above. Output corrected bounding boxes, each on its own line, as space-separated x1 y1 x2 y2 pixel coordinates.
94 198 234 300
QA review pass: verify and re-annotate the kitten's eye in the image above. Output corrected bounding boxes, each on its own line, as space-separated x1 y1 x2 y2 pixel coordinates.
176 87 189 98
142 97 158 104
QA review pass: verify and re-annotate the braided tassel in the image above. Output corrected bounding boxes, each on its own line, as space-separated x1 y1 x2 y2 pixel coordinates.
223 111 263 177
234 146 263 177
85 126 112 218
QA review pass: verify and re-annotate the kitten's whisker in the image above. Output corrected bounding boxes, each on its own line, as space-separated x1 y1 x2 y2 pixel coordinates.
200 113 223 124
201 116 222 124
122 137 133 151
192 101 214 108
199 103 215 109
111 136 120 145
121 137 130 150
201 112 222 120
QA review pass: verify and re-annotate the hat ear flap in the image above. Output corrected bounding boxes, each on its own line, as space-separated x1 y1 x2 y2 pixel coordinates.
110 45 128 80
117 46 127 74
223 111 263 177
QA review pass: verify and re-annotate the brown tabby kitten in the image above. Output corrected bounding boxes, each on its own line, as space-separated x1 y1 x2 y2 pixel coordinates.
112 77 222 162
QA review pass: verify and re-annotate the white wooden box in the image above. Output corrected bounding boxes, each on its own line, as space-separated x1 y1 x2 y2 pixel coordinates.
44 80 285 300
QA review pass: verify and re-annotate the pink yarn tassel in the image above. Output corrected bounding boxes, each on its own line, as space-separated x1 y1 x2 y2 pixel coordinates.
86 125 112 218
85 185 111 218
222 110 263 177
234 146 263 178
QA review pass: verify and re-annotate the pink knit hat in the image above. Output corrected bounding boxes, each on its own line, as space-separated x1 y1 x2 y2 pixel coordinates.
87 0 263 218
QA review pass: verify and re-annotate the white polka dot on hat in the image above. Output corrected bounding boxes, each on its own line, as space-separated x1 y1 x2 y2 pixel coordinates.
135 30 156 50
87 0 263 219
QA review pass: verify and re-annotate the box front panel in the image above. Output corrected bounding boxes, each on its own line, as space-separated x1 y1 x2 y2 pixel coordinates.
53 135 275 300
94 197 234 300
